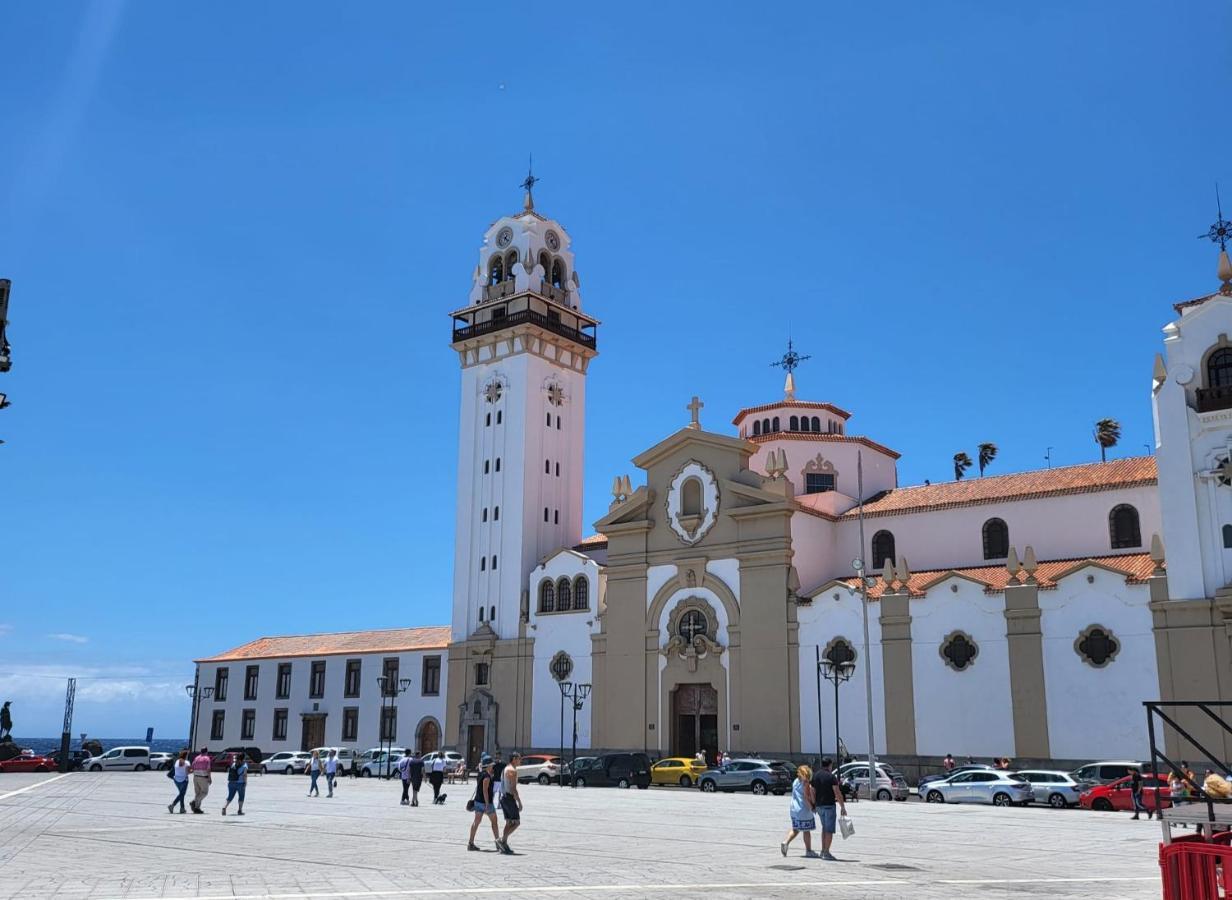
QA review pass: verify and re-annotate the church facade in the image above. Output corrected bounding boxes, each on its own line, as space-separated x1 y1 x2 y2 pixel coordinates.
445 188 1232 771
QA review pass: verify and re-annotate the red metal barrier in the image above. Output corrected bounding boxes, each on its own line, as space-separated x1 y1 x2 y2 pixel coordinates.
1160 839 1232 899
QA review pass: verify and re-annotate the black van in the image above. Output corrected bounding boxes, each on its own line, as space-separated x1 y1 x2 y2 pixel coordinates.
572 753 652 789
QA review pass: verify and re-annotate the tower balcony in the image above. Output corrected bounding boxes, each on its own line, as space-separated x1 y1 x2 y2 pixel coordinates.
451 291 598 352
1196 385 1232 413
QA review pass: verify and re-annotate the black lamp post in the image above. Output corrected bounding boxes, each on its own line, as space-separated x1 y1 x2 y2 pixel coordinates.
820 645 856 766
376 674 412 778
185 682 214 752
557 680 590 787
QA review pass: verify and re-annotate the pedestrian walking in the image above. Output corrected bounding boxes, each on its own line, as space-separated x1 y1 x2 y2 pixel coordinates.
189 747 213 814
167 750 190 814
307 750 322 797
429 753 447 804
1130 768 1151 819
721 751 732 768
942 753 955 773
498 752 523 855
492 754 506 806
325 749 339 798
397 752 413 805
809 757 847 861
467 756 501 852
221 753 247 816
408 750 425 806
781 764 817 858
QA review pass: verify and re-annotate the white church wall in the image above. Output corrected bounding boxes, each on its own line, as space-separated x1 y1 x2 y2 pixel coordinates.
528 551 600 750
1039 570 1157 760
841 485 1160 575
752 438 898 500
706 558 741 603
909 579 1015 758
796 588 887 757
645 564 677 610
790 511 841 597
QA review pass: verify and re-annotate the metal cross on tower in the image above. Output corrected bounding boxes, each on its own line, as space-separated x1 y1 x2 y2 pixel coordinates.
770 338 810 374
520 155 539 209
1200 185 1231 252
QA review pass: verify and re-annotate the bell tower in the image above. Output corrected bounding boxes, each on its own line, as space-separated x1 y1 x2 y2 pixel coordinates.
445 179 599 756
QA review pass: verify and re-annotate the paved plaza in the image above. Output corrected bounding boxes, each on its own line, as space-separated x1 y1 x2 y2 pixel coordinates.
0 771 1162 899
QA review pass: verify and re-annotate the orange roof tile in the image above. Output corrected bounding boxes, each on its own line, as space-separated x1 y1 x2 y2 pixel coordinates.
1173 291 1227 314
824 552 1159 600
574 534 609 550
733 400 852 424
832 456 1156 519
749 432 902 459
196 626 451 663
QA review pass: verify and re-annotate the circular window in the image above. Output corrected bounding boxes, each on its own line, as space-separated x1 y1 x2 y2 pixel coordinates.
549 651 573 682
678 610 709 642
940 631 979 671
1075 625 1120 668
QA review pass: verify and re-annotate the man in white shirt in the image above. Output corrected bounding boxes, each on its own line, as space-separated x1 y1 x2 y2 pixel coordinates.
325 750 339 798
429 754 447 805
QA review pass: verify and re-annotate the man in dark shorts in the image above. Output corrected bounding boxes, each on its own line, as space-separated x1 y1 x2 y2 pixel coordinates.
498 752 523 854
809 757 847 861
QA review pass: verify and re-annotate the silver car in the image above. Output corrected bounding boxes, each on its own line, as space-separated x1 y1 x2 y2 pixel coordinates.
1012 769 1084 808
838 763 910 801
697 758 793 796
923 770 1034 806
261 751 310 775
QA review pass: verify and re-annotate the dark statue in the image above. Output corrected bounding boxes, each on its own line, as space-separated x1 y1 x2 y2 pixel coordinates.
0 701 12 742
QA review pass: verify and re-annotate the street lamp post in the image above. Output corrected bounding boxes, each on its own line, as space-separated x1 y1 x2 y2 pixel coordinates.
376 674 412 778
820 648 856 766
556 680 591 788
570 683 591 784
185 681 213 751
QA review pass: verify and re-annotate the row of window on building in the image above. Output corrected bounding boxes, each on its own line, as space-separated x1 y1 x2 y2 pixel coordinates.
208 655 442 704
209 705 407 744
751 415 844 436
484 410 503 426
537 576 591 613
867 504 1144 568
488 250 568 291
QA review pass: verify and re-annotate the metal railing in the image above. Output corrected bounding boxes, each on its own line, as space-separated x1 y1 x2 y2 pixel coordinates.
1144 700 1232 827
1196 386 1232 413
453 308 596 349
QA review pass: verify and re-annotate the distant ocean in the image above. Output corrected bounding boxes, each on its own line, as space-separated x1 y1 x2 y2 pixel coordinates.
14 738 189 754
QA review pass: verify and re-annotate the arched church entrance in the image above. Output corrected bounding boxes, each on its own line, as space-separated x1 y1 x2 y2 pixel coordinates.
416 717 441 754
672 683 718 762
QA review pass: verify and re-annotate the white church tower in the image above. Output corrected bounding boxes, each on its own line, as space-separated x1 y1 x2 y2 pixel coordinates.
445 177 599 759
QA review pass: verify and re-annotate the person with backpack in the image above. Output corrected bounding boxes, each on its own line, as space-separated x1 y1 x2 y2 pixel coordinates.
167 750 190 814
221 753 247 816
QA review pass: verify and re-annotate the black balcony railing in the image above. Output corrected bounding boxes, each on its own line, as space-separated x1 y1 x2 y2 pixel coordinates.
453 308 597 349
1196 385 1232 413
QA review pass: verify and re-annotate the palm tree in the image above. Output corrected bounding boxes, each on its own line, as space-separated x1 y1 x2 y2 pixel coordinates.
977 442 998 477
1093 418 1121 463
953 451 973 481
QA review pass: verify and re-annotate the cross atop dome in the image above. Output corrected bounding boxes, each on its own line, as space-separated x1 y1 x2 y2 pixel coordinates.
770 338 810 400
520 156 540 212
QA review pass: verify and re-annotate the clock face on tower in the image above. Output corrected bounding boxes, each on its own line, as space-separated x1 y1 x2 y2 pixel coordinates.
545 230 560 251
495 227 514 248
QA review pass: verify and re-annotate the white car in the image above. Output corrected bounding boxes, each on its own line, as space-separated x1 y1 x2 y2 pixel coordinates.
148 752 174 771
309 747 358 774
84 746 152 772
424 750 463 768
837 762 910 801
361 751 404 778
517 754 562 784
262 751 311 775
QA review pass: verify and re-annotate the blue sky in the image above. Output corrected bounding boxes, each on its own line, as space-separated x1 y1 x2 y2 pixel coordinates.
1 1 1229 737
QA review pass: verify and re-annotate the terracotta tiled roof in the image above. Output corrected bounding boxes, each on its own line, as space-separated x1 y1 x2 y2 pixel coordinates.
196 626 451 663
832 456 1156 519
823 552 1159 600
574 534 609 550
733 400 852 424
750 432 902 459
1173 291 1227 314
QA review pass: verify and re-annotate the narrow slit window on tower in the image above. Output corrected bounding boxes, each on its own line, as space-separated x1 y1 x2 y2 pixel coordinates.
554 509 559 524
546 412 552 427
544 507 549 522
491 555 497 570
489 605 495 621
493 506 499 520
482 508 488 522
556 415 561 430
496 410 502 424
483 460 490 474
555 462 560 477
495 457 501 472
545 459 551 474
485 413 491 427
479 606 484 621
480 557 486 571
1223 524 1232 548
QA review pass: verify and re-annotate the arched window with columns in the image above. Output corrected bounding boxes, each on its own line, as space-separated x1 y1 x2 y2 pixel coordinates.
871 530 895 570
538 579 555 613
1109 504 1141 549
573 576 589 610
556 576 572 611
982 518 1009 560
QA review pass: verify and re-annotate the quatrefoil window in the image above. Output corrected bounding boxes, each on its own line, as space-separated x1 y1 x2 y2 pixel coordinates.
1075 625 1120 668
940 631 979 672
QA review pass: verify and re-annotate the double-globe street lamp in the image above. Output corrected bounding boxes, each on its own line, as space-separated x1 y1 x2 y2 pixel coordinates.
818 643 856 766
185 683 214 752
554 674 590 788
377 674 412 778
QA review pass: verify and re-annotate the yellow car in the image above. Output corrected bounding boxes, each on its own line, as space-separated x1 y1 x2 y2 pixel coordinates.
651 756 709 787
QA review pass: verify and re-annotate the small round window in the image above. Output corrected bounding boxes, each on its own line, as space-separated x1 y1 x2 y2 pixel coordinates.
678 610 709 642
1075 625 1120 668
940 631 979 671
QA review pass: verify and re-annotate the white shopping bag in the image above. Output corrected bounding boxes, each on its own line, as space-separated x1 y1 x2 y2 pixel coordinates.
838 813 855 839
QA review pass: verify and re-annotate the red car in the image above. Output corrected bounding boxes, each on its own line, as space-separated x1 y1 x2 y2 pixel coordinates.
0 754 55 773
1080 773 1171 812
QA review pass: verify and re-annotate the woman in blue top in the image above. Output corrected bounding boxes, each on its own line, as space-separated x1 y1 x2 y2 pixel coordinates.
781 764 817 858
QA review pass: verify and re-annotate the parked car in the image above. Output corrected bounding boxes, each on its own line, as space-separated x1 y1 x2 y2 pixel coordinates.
923 770 1034 806
572 753 652 789
517 754 561 785
149 752 175 771
46 749 90 772
309 747 357 774
697 758 793 796
1070 760 1144 788
1012 770 1084 808
361 751 404 778
261 751 311 775
84 746 152 772
918 764 996 790
423 750 462 767
1080 773 1171 812
0 753 55 773
211 747 263 772
650 756 709 788
837 763 910 801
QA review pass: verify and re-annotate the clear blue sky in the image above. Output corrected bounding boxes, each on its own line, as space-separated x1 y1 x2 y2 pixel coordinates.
2 1 1229 737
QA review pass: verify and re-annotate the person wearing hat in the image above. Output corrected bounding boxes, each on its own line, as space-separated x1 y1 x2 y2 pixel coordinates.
467 755 501 851
498 752 523 855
